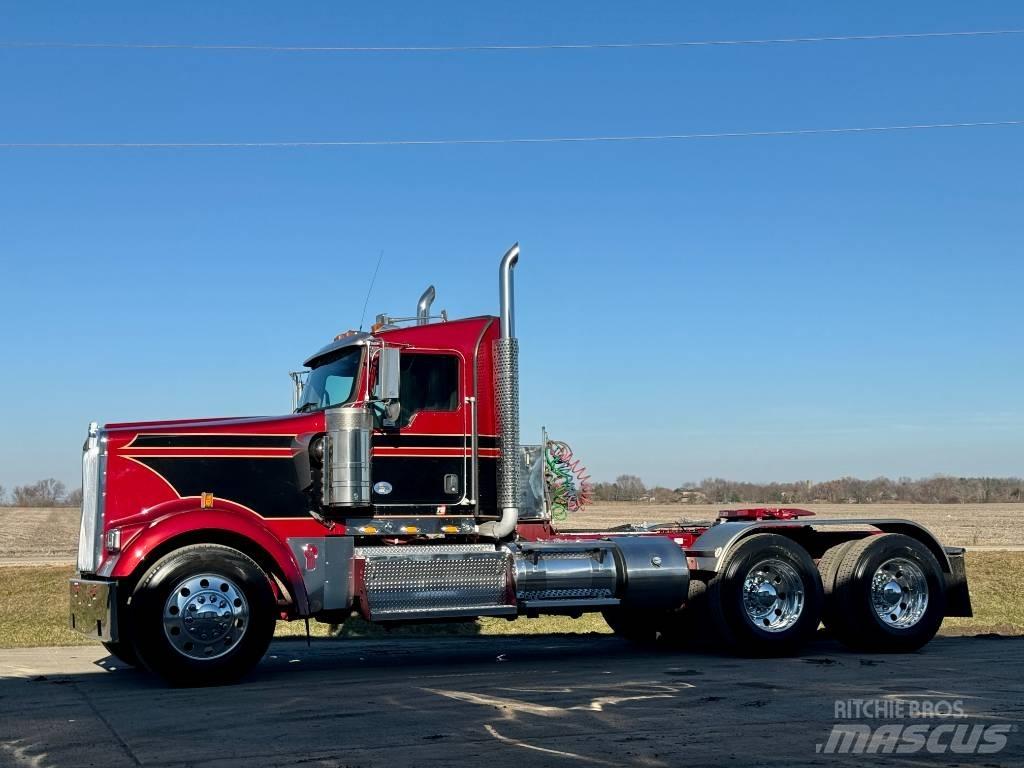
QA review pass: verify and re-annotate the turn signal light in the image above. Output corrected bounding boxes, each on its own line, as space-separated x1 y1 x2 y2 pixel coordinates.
401 526 419 534
441 525 459 534
359 525 379 534
104 528 121 553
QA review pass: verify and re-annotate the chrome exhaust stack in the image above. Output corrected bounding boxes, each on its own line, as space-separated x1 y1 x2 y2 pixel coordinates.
479 243 520 539
416 285 436 325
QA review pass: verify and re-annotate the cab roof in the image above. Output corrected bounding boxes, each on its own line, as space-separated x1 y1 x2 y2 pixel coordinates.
302 316 497 369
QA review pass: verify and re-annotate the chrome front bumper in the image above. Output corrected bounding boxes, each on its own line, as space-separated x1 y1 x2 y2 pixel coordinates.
69 577 118 642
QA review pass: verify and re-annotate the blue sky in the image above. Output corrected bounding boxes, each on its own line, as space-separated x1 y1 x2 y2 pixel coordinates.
1 2 1022 490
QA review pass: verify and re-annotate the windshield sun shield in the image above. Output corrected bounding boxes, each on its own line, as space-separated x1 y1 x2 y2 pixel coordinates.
295 347 362 412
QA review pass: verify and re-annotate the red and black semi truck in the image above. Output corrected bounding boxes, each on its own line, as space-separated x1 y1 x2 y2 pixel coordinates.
70 244 971 684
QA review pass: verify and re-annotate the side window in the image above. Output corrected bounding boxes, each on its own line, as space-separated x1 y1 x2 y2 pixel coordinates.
398 354 459 426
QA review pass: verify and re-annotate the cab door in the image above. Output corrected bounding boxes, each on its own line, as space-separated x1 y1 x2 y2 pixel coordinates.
370 349 468 510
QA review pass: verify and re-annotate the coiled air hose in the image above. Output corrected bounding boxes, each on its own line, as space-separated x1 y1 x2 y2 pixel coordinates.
544 440 592 521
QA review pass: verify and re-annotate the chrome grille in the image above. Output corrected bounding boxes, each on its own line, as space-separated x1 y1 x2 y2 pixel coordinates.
76 423 106 573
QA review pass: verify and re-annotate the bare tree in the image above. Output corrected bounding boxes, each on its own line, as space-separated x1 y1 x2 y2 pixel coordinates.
65 487 84 507
12 478 68 507
615 474 646 502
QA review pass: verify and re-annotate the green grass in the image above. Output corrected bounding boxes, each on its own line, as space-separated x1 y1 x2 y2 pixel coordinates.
0 566 97 648
2 553 1020 649
939 552 1024 635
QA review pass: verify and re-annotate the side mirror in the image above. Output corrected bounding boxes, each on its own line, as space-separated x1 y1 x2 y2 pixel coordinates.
376 347 401 427
377 347 401 400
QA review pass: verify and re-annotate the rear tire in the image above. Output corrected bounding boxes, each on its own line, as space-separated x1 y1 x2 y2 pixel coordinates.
659 578 710 648
605 578 709 647
707 534 823 656
830 534 945 653
602 606 660 644
129 544 276 686
817 540 859 634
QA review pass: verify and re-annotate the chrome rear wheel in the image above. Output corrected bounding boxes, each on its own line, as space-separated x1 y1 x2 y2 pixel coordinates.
742 558 805 632
870 557 929 629
830 534 946 653
707 534 823 656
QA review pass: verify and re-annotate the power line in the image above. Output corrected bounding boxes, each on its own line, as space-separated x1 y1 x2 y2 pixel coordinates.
1 29 1022 54
1 120 1022 150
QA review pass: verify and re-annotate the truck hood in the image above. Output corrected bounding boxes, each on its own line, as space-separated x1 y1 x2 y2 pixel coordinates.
104 412 324 436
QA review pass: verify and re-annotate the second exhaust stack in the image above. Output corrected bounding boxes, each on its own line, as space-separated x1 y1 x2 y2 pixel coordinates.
416 285 436 325
480 243 520 539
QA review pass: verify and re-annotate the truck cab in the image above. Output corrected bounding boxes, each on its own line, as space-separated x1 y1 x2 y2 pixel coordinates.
295 315 501 522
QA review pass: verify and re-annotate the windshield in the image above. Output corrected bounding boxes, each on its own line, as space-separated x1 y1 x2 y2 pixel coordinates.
295 347 362 412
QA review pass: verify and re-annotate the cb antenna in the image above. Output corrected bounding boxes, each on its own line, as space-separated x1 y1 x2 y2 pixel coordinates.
358 249 385 332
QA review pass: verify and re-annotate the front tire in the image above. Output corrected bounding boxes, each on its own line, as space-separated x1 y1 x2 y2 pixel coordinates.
129 544 276 686
707 534 823 656
101 641 138 667
829 534 945 653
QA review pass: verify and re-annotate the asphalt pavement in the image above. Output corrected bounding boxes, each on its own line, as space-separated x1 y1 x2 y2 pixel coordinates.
1 634 1022 767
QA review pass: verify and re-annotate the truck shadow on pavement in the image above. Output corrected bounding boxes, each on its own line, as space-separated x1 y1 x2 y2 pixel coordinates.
2 634 1022 768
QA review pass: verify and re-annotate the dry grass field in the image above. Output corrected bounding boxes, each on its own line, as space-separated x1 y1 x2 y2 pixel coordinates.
564 502 1024 547
0 507 81 562
2 502 1021 566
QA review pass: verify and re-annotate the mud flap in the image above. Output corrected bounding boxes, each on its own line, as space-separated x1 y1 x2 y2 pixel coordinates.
943 547 973 617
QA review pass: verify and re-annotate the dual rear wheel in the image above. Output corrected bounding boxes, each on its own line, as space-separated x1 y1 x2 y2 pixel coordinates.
819 533 945 652
604 532 946 655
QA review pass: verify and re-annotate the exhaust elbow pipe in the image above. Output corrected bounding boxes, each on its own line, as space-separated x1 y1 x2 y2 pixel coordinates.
480 243 520 540
416 285 436 325
498 244 519 339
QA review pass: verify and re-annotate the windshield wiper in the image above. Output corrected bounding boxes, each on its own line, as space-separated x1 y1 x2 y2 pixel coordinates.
294 402 319 414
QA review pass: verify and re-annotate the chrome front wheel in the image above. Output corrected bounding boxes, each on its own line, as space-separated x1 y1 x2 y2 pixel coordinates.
163 574 250 661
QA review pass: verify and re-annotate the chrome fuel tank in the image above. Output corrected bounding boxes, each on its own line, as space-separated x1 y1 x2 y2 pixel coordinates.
511 541 618 604
508 537 689 613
